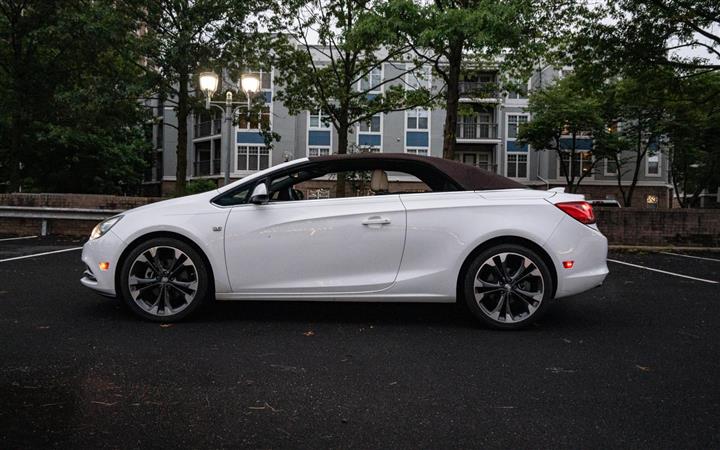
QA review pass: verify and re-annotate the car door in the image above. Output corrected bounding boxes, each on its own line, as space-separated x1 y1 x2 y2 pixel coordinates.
224 194 406 295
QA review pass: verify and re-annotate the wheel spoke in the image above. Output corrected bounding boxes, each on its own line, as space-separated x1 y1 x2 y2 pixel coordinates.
128 246 198 317
474 252 545 324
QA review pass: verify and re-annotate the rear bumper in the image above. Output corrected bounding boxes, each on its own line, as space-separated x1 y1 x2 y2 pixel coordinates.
545 217 609 299
80 230 125 297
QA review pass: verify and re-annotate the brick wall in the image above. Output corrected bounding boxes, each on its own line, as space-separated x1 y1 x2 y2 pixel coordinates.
0 193 158 210
0 193 159 238
595 208 720 247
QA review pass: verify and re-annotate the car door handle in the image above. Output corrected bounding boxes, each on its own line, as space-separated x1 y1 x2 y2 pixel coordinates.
362 216 392 226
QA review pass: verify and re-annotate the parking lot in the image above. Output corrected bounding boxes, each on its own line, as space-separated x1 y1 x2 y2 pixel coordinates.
1 236 718 449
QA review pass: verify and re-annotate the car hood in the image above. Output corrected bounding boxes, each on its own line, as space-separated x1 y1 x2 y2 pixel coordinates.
123 189 220 216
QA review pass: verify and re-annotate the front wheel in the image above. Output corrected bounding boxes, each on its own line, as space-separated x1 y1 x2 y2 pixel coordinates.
118 238 210 322
462 244 554 330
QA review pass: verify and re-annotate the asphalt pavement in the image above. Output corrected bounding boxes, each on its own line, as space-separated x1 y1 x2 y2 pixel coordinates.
1 237 719 449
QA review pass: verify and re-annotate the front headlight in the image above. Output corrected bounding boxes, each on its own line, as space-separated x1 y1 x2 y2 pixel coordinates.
90 215 123 240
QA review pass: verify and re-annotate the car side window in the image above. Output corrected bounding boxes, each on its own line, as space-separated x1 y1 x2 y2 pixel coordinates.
269 168 432 202
213 186 251 206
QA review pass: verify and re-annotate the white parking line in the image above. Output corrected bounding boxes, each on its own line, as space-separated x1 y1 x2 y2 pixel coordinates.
0 235 38 242
659 251 720 263
607 259 718 284
0 247 83 263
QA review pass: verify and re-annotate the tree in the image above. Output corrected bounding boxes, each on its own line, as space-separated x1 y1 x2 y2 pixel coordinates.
382 0 575 159
572 1 720 78
596 71 672 206
0 0 151 193
271 0 434 157
130 0 268 195
664 72 720 207
517 75 606 193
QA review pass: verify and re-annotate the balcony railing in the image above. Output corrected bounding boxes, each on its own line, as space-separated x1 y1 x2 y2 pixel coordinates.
194 119 223 138
456 122 499 140
193 159 221 177
458 81 500 98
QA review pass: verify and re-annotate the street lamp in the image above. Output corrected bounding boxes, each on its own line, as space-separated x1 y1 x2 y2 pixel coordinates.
198 70 261 185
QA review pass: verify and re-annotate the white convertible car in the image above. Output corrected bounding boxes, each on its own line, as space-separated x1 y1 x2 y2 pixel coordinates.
81 154 608 329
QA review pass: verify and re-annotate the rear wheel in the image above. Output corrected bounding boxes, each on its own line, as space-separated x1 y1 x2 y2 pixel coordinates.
462 244 553 330
118 238 209 322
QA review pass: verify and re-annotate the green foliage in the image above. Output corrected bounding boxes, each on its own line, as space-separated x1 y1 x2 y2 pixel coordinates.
185 179 219 195
380 0 577 158
270 0 434 155
0 0 150 194
518 75 606 192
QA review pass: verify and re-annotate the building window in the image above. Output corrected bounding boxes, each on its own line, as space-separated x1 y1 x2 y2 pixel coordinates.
507 154 528 178
237 145 270 171
646 153 660 176
560 151 593 178
506 80 529 100
238 105 271 130
360 67 382 93
308 147 331 157
359 114 381 133
406 148 428 156
245 69 272 90
406 65 431 90
407 108 429 130
507 115 528 139
605 158 618 176
309 109 331 129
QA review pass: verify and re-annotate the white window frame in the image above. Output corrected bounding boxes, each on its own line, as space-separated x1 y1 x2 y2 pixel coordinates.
306 110 333 157
235 145 271 174
406 108 429 131
357 112 383 152
308 146 331 157
506 153 529 180
604 157 618 176
308 109 331 129
646 152 661 177
405 147 429 156
359 66 383 94
505 113 529 140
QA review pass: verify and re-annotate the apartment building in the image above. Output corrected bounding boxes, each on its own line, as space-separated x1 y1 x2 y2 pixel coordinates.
145 63 673 207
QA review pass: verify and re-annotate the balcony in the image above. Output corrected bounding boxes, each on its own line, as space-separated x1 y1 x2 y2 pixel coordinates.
194 119 222 138
456 122 499 141
458 81 500 101
193 159 221 177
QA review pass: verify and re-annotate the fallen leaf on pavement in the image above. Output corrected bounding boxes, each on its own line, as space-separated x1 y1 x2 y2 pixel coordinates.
303 330 315 336
635 365 652 372
160 324 173 328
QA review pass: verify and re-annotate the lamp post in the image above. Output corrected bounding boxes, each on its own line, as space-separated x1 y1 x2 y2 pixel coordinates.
198 71 261 185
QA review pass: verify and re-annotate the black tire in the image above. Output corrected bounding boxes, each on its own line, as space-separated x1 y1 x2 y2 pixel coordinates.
118 237 210 322
462 243 554 330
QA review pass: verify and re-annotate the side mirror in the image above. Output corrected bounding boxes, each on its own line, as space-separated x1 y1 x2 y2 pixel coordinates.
249 183 269 205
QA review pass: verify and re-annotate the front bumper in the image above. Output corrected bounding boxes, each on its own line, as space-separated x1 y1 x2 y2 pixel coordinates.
80 230 126 297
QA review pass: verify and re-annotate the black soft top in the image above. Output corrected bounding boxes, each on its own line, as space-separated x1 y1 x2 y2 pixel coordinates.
309 153 525 191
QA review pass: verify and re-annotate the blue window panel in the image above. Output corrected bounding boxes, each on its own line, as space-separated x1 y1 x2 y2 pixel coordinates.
358 134 381 146
366 93 377 101
559 137 593 151
406 131 429 147
507 140 528 152
308 130 331 146
262 91 272 103
237 132 265 144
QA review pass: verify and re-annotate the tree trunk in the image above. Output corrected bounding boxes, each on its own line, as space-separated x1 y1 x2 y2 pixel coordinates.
175 72 189 196
442 42 463 160
336 121 349 197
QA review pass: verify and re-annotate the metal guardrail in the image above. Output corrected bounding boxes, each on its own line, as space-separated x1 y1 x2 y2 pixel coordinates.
0 206 124 221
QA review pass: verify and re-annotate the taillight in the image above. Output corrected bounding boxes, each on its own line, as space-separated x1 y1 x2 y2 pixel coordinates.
555 201 596 224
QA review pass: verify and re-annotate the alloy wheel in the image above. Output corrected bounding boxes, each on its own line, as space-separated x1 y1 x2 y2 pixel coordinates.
473 252 545 324
127 246 199 317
